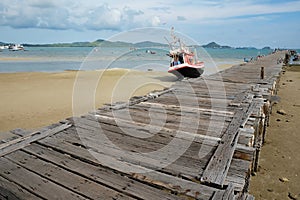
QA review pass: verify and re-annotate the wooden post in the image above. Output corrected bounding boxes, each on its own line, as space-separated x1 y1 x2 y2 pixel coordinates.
253 142 261 172
260 67 264 79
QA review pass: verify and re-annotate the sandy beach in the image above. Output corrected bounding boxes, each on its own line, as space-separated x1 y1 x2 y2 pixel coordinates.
250 65 300 199
0 69 176 138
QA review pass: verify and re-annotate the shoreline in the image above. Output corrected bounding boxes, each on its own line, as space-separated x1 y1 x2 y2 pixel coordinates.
0 60 242 74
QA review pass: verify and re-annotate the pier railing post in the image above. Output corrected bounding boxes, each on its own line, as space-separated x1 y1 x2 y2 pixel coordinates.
260 67 264 79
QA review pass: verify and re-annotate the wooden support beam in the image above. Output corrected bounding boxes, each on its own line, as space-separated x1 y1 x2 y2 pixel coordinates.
211 183 235 200
201 100 257 187
260 67 264 79
0 123 71 157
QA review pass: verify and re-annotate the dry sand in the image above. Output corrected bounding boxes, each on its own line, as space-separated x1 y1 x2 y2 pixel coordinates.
0 69 176 138
250 65 300 199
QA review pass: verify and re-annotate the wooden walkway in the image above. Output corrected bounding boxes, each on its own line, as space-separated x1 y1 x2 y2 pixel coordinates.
0 52 285 200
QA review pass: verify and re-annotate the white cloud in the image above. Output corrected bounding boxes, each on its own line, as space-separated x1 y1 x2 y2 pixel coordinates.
0 0 147 31
150 16 161 26
0 0 299 32
0 0 72 30
85 4 122 30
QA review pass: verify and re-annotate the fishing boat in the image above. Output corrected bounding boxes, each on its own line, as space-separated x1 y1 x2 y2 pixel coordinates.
9 44 24 51
165 28 204 79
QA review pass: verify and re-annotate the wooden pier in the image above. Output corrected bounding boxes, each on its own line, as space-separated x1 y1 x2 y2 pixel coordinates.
0 52 285 200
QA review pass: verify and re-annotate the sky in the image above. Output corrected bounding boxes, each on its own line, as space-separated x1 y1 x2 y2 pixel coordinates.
0 0 300 48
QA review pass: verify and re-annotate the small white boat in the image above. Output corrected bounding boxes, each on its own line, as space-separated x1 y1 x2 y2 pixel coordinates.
0 45 8 51
9 44 25 51
165 28 204 79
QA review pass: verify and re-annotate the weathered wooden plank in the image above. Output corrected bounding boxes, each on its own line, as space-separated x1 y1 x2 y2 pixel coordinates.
0 134 19 144
40 126 205 180
72 112 250 165
245 194 255 200
24 143 216 199
201 99 257 187
172 81 249 91
75 114 253 172
211 183 235 200
90 114 223 143
138 101 235 116
0 175 40 200
0 157 87 199
39 121 251 191
156 92 231 105
144 91 231 110
5 150 134 200
0 123 71 157
225 158 251 191
74 115 253 167
102 88 174 111
93 106 231 137
238 128 255 147
234 144 255 161
10 128 31 137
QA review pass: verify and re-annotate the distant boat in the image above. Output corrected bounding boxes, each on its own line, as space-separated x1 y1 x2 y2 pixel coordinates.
9 44 25 51
0 45 8 51
165 28 204 79
145 50 156 54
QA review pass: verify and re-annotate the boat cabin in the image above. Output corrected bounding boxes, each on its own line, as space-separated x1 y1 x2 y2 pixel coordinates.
170 52 196 67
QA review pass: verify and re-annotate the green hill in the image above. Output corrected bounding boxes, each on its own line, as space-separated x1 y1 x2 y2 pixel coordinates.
202 42 232 49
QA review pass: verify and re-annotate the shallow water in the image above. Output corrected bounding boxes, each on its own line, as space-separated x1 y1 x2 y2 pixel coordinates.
0 46 274 74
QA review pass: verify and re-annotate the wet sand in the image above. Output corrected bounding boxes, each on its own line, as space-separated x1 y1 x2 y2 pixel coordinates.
250 65 300 199
0 69 176 138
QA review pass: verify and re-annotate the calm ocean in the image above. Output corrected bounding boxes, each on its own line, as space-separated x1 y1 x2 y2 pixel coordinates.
0 46 274 74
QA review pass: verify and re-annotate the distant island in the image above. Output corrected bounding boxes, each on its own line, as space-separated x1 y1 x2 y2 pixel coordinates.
0 40 272 50
201 42 232 49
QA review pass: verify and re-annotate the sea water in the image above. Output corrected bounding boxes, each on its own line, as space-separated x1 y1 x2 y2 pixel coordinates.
0 46 274 74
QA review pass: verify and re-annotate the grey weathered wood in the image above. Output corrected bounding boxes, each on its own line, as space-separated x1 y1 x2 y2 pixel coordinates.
0 123 71 157
40 121 251 191
10 128 31 137
245 194 255 200
0 175 40 200
102 88 174 110
0 157 87 199
212 183 235 200
0 134 19 144
40 126 204 180
24 143 215 199
5 150 134 200
238 128 255 147
74 115 253 169
201 100 257 187
94 106 231 136
92 114 222 143
139 101 235 116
